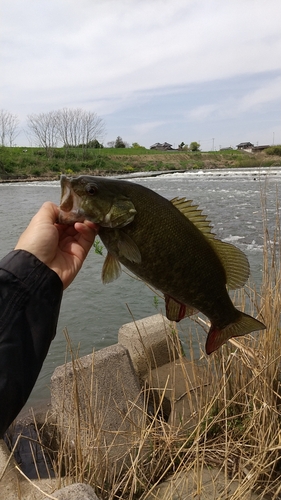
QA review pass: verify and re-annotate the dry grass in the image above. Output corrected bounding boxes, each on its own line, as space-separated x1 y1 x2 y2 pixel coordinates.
8 191 281 499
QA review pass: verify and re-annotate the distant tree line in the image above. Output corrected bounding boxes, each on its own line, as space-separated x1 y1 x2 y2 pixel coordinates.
26 108 105 151
178 141 200 151
0 108 105 151
1 108 203 154
106 136 130 148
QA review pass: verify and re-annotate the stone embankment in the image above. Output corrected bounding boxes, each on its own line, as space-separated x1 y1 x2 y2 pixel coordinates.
0 314 259 499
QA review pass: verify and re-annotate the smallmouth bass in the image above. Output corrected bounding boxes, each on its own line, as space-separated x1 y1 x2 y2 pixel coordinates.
59 175 266 354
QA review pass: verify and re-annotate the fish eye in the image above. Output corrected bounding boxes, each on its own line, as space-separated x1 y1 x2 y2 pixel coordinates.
86 184 98 196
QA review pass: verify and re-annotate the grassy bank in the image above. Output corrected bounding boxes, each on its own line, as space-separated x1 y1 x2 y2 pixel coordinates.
0 146 280 181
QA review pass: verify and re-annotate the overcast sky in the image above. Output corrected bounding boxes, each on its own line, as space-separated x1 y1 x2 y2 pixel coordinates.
1 0 280 150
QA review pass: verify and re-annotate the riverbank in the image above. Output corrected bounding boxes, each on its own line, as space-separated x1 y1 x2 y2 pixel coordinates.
1 311 275 499
0 146 280 182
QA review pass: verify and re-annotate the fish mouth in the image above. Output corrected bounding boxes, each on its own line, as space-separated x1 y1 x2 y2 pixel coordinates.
60 182 73 210
58 176 86 224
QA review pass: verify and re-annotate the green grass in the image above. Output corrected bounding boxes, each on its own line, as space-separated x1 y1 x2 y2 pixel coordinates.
0 146 280 181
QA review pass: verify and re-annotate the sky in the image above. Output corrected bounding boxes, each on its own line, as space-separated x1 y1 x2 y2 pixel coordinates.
1 0 281 150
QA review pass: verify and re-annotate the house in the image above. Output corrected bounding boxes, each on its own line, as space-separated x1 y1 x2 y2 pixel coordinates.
236 142 254 151
150 142 173 150
252 145 270 152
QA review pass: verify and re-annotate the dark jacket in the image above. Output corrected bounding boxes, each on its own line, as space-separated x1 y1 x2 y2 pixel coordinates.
0 250 63 437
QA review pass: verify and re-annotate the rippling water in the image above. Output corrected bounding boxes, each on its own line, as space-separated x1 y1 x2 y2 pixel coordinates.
0 167 280 407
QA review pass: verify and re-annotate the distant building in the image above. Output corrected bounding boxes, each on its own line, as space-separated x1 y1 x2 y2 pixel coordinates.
150 142 173 150
252 145 270 152
236 142 254 151
236 142 270 153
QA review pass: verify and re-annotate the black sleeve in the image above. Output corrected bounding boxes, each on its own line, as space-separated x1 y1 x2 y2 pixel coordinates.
0 250 63 436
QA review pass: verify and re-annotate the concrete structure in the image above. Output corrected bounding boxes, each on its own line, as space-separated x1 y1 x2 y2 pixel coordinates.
118 314 180 379
1 313 259 499
146 468 259 499
146 358 209 429
0 438 59 499
51 344 144 477
42 483 99 500
1 314 184 498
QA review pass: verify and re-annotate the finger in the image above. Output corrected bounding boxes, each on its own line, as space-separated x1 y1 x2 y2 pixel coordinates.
32 202 60 225
83 220 99 231
74 220 99 233
74 223 97 252
56 224 78 239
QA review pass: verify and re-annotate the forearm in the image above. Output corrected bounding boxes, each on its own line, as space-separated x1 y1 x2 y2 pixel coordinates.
0 250 63 436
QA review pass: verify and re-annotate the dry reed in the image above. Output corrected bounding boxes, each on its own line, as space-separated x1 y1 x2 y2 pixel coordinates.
10 188 281 499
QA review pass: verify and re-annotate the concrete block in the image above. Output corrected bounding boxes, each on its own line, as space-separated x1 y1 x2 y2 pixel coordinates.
145 358 210 429
0 439 20 499
146 468 259 499
0 438 58 499
43 483 100 500
51 344 144 476
118 314 180 379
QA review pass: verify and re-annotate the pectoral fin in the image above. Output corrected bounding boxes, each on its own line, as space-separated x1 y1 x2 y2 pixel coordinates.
117 230 141 263
102 252 122 284
165 294 197 322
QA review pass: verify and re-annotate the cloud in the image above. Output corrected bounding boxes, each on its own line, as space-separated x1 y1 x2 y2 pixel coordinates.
1 0 281 147
237 76 281 113
133 120 168 135
187 74 281 123
2 0 281 98
188 104 218 122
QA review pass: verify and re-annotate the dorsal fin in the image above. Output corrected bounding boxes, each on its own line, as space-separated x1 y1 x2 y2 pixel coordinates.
170 196 250 290
170 197 215 238
209 239 250 289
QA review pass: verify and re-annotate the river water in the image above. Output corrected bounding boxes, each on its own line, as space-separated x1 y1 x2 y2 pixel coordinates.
0 167 280 408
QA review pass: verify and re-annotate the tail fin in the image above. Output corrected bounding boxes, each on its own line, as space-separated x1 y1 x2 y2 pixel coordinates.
205 312 266 355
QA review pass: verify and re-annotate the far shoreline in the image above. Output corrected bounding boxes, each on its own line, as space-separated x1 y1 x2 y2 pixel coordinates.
1 146 280 183
1 164 280 184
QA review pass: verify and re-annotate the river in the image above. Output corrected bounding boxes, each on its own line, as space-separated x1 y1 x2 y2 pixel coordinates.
0 167 280 408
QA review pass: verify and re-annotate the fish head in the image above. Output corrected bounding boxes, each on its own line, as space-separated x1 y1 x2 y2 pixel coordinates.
58 175 137 227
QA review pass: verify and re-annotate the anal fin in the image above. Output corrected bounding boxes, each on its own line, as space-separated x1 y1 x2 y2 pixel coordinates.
165 294 197 322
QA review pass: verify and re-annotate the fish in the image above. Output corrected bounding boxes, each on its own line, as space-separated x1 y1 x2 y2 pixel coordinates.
58 174 266 354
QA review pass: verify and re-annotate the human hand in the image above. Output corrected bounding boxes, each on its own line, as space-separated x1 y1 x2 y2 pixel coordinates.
15 202 98 289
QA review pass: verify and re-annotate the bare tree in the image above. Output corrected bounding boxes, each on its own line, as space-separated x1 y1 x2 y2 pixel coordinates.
26 111 59 151
80 110 104 147
26 108 104 153
0 109 20 146
56 108 105 148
